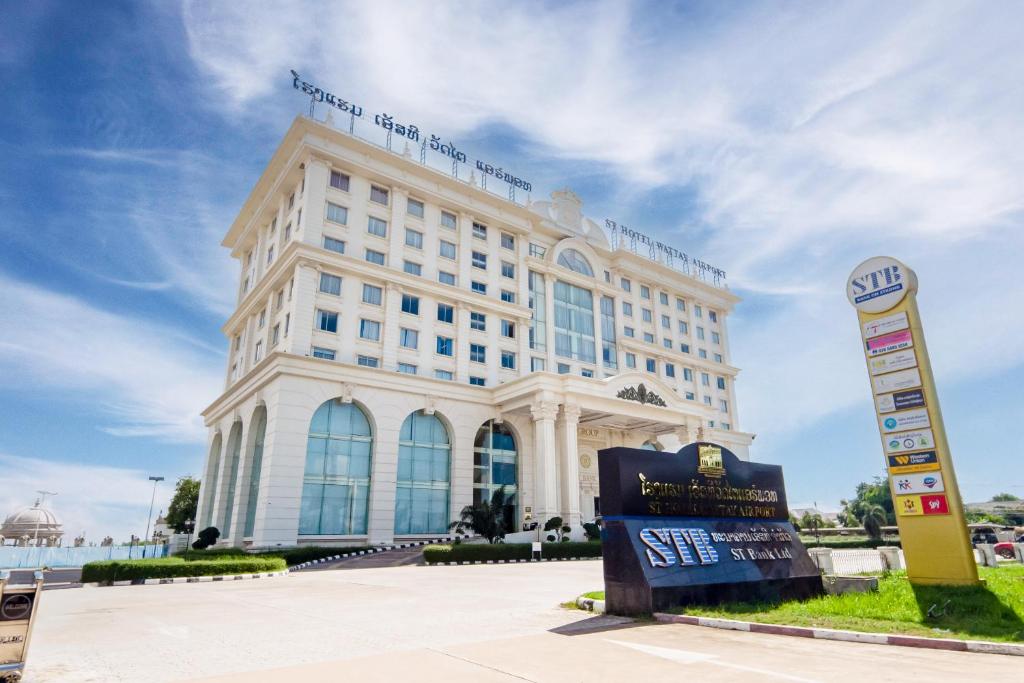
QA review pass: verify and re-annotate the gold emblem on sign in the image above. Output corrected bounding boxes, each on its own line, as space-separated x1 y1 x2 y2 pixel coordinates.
698 444 726 478
579 453 592 469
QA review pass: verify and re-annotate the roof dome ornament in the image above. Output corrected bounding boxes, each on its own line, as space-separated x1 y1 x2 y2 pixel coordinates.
1 493 63 547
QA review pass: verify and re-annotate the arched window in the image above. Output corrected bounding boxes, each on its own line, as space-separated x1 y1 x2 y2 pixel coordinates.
557 248 594 276
243 407 267 537
394 411 451 535
201 433 222 528
473 421 518 532
221 422 243 535
299 399 373 536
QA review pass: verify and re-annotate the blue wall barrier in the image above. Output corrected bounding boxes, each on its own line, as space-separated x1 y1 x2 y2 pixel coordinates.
0 544 169 568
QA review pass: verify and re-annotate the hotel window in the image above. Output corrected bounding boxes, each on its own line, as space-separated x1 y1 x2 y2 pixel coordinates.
439 240 456 259
362 284 382 305
717 376 727 390
471 281 487 294
405 228 423 249
722 422 731 430
472 251 487 269
554 280 596 363
712 331 721 345
623 302 633 317
359 319 381 341
501 351 516 369
642 309 652 323
254 340 263 362
266 245 274 265
233 335 241 351
400 328 419 349
270 217 277 235
684 368 693 381
604 270 611 283
623 326 634 338
365 249 385 265
709 310 718 323
663 339 672 349
312 346 335 360
704 396 712 406
695 305 703 318
276 289 284 310
681 343 690 354
326 202 348 225
714 353 723 363
625 353 636 368
640 285 650 299
357 355 379 368
678 320 688 334
288 193 294 209
324 236 345 254
500 289 515 303
501 232 515 250
685 391 695 400
368 216 388 238
531 357 546 372
469 376 486 386
557 363 570 374
699 349 708 359
439 271 456 286
435 369 454 380
436 336 453 356
500 319 515 338
529 243 547 258
581 368 594 378
661 314 670 329
645 358 656 373
665 363 675 378
401 294 420 315
701 372 710 386
329 170 350 191
472 222 487 239
620 278 631 292
284 313 290 336
643 332 655 343
284 223 291 241
398 362 417 375
403 261 422 277
319 273 342 295
297 208 302 227
501 261 515 278
697 326 705 341
470 343 486 363
407 198 425 219
440 210 457 230
470 312 486 331
660 292 669 305
437 304 454 324
557 249 594 276
600 295 617 369
370 185 389 205
676 298 685 311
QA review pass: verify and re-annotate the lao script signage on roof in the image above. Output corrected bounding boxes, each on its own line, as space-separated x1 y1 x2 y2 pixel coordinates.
291 70 531 192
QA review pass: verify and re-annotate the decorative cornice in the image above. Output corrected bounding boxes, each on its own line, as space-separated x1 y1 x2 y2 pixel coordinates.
615 383 667 407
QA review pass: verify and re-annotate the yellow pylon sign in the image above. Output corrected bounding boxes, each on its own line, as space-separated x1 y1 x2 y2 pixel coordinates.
847 256 979 585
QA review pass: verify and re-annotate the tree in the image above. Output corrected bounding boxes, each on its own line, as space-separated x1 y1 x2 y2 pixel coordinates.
839 477 896 528
991 493 1020 502
862 504 887 540
544 516 572 542
449 486 511 543
165 476 200 533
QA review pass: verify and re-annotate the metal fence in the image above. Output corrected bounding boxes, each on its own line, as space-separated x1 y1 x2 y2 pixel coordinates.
0 544 168 569
830 549 885 574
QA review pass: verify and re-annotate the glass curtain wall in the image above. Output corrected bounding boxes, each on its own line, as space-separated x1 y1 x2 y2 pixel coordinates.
221 422 243 535
528 270 546 352
600 295 617 369
201 433 222 528
243 408 267 537
473 421 518 532
299 399 373 535
554 280 596 363
394 411 451 534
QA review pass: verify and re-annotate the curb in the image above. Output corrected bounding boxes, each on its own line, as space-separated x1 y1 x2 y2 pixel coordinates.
576 596 606 614
652 613 1024 657
289 535 466 571
428 557 601 566
83 570 289 588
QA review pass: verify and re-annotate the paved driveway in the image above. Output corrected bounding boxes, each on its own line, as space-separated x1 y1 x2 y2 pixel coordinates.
25 560 1015 682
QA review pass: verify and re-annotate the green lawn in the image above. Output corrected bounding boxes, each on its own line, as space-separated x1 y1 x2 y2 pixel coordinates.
585 566 1024 642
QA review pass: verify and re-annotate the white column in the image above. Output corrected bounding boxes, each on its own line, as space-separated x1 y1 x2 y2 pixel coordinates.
289 262 318 358
382 283 402 370
530 399 560 523
455 302 471 382
517 315 531 376
301 158 330 247
559 403 582 527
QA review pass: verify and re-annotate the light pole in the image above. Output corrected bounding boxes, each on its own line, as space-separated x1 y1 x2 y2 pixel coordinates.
185 519 195 554
144 476 164 556
33 491 57 547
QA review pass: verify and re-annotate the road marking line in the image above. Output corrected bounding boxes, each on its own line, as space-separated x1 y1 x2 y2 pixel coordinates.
607 639 823 683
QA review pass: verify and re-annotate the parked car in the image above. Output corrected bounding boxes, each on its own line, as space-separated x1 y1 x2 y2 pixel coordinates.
994 542 1016 559
970 526 999 546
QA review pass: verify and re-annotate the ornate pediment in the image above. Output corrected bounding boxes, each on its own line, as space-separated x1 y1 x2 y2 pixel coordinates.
616 383 667 407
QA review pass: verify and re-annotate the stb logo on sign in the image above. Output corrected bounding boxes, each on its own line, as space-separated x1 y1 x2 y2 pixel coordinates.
847 256 918 314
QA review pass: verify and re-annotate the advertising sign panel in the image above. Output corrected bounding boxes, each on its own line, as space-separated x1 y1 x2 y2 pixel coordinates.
892 471 945 495
865 330 914 357
885 429 934 454
876 389 926 414
598 443 820 615
868 350 917 376
847 256 917 314
880 408 930 433
872 368 922 394
887 451 940 474
862 311 909 339
897 493 951 517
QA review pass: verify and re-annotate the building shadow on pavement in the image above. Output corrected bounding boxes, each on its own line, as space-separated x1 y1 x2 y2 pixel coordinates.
549 614 639 636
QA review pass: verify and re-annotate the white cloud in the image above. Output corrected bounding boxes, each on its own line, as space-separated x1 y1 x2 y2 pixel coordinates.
0 274 223 442
181 0 1024 443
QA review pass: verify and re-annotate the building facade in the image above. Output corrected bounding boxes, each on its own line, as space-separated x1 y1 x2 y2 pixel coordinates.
195 115 754 548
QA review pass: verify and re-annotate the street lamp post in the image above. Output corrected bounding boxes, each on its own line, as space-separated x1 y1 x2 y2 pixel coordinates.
185 519 195 553
144 476 165 557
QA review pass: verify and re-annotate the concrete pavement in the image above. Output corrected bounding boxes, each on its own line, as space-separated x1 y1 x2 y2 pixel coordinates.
24 561 1016 682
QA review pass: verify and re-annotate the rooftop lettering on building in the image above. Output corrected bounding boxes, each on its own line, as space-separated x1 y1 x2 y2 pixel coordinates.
604 219 727 288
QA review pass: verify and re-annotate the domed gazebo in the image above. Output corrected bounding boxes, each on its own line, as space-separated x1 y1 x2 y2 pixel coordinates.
0 500 64 547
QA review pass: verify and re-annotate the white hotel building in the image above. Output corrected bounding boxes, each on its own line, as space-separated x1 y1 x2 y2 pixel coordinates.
195 115 754 548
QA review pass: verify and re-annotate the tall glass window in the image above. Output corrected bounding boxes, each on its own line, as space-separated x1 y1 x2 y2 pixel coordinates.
394 411 451 535
221 422 243 535
554 280 595 363
528 270 546 351
557 248 594 276
473 421 518 532
201 433 223 528
299 399 372 536
243 408 267 537
600 295 617 369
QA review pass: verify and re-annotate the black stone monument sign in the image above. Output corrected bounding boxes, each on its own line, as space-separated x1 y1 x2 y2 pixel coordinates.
599 442 822 615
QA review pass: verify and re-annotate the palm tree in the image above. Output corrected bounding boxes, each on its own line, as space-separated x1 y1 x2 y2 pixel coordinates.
448 486 511 544
862 504 887 540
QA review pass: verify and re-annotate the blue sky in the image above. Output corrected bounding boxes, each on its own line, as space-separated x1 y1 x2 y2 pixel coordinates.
2 1 1022 541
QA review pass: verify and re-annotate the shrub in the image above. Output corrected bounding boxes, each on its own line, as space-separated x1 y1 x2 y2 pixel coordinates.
192 526 220 550
800 536 901 549
583 522 601 542
423 541 602 563
82 556 286 583
177 547 247 560
541 541 601 559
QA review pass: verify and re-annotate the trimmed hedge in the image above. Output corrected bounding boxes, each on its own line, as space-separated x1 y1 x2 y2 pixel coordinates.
82 556 287 583
799 536 901 549
423 541 601 564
